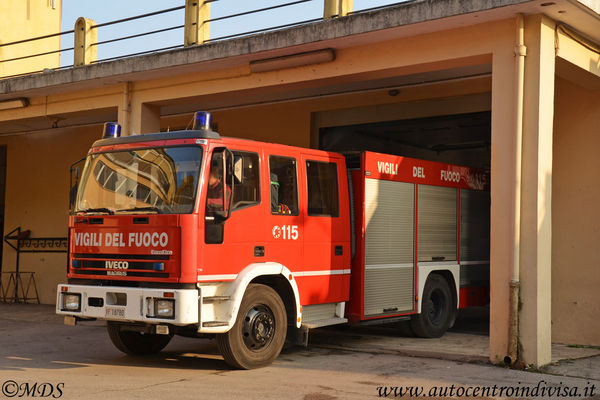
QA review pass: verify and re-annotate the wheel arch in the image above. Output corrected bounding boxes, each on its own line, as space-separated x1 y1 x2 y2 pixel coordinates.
416 264 459 314
200 262 301 334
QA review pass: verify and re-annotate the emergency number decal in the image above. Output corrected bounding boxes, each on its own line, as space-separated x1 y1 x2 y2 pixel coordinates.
272 225 299 240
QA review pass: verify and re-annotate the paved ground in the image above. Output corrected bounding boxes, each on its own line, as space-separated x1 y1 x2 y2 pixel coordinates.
311 307 600 367
0 304 598 399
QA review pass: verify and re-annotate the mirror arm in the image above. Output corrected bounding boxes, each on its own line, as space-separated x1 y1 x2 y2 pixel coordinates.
205 213 227 223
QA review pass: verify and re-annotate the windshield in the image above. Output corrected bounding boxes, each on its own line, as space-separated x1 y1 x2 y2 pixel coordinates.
75 146 203 214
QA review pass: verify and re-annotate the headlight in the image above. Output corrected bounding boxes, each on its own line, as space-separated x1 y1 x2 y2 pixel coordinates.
154 299 174 319
62 293 81 312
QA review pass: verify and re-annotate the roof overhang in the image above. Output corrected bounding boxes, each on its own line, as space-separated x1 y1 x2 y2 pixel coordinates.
0 0 598 101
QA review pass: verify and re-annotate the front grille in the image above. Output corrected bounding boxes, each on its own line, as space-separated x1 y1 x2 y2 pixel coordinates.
79 260 164 271
74 270 169 278
71 253 174 280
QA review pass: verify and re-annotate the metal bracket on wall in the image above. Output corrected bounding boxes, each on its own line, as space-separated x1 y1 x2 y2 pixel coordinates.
1 227 67 304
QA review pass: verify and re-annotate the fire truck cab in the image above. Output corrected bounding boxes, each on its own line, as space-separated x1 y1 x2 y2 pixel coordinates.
57 111 489 369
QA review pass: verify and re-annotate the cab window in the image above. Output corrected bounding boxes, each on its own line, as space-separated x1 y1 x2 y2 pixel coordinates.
306 160 339 217
269 156 299 216
232 151 260 210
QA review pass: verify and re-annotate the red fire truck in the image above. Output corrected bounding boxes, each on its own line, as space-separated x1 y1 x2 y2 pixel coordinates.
57 111 489 369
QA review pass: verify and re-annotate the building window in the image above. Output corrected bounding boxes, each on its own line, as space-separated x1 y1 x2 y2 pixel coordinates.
306 161 339 217
269 156 299 216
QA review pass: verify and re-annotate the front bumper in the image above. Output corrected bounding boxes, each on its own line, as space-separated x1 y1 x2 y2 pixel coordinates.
56 284 199 326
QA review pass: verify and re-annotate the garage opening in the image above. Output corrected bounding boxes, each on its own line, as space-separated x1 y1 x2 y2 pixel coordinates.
319 111 490 170
318 111 491 338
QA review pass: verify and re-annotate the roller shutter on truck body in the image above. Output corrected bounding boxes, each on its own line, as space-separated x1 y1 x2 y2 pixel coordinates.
363 178 414 316
346 151 490 324
417 185 457 262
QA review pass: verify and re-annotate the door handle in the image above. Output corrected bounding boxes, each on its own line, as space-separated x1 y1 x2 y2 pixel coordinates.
254 246 265 257
335 246 343 256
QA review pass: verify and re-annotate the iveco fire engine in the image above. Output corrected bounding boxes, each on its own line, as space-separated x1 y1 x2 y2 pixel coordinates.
57 111 490 369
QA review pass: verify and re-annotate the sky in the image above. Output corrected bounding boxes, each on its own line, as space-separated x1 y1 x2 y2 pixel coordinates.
59 0 402 66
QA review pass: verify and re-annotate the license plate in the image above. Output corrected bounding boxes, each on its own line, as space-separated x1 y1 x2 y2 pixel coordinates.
105 307 125 319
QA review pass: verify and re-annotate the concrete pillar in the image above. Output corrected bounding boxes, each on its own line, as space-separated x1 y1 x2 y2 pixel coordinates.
519 14 555 367
130 102 160 135
324 0 353 18
185 0 210 46
118 82 132 136
489 28 517 365
74 17 97 66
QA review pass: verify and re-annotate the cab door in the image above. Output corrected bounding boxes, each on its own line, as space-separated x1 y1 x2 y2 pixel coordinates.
299 154 351 305
200 145 266 280
263 152 304 281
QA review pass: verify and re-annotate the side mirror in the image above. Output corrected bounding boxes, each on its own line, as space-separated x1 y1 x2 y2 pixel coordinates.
205 148 234 220
224 148 235 218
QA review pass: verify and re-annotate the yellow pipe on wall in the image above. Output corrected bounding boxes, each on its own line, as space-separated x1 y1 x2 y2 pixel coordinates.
507 13 526 366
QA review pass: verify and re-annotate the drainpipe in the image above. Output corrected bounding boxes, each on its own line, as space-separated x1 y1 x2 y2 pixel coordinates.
507 14 526 366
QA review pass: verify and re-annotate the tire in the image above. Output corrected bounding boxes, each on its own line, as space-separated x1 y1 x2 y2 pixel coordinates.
410 274 453 338
217 283 287 369
107 322 172 355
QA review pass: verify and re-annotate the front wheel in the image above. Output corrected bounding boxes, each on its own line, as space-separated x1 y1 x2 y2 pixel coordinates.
410 274 454 338
107 322 172 355
217 284 287 369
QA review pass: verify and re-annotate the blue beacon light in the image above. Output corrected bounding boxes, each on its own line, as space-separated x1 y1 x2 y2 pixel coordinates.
102 122 121 139
192 111 212 131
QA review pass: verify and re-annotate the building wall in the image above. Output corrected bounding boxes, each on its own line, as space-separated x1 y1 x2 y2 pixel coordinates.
0 125 100 304
161 77 492 149
552 77 600 346
0 0 62 78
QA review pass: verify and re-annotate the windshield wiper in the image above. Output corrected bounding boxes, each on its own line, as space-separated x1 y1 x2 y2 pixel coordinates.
115 206 161 214
80 207 114 215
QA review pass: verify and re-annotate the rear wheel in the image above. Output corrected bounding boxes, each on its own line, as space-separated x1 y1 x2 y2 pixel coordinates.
217 284 287 369
107 322 172 355
411 274 453 338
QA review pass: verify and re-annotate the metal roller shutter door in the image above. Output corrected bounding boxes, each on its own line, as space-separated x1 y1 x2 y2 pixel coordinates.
417 185 457 262
364 178 414 316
